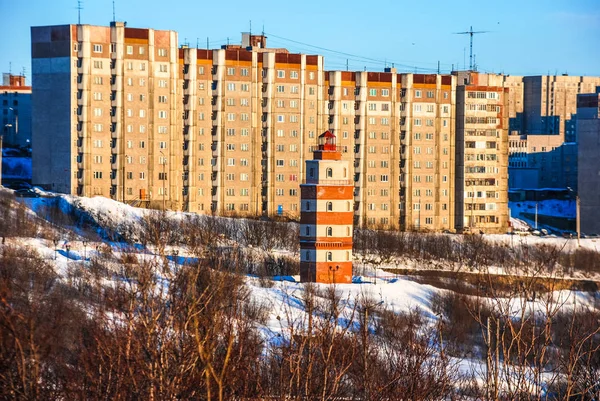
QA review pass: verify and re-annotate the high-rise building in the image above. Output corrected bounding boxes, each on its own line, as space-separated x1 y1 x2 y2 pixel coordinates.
455 76 509 233
177 41 325 215
523 75 600 139
577 88 600 234
1 73 31 148
31 23 180 205
300 132 353 283
31 23 510 233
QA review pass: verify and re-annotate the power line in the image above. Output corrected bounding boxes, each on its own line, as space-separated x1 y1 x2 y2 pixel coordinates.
264 31 454 73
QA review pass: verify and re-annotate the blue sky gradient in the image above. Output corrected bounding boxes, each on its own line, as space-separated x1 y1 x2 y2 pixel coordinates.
1 0 599 84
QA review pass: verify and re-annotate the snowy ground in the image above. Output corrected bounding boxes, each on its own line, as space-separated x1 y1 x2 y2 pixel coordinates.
2 156 31 180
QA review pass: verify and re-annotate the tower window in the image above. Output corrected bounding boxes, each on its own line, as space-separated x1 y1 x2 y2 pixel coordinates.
326 168 333 178
327 202 333 211
327 252 333 261
309 168 314 178
306 201 310 211
327 227 333 237
305 226 310 235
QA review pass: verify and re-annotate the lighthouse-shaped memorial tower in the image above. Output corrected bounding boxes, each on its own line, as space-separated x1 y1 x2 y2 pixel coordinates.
300 131 353 283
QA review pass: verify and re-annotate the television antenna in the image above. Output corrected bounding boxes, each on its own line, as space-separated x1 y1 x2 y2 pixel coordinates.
453 26 488 71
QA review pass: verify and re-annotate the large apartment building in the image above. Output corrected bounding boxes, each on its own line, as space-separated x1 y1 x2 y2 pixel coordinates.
32 22 510 233
455 75 509 233
177 38 326 215
32 22 180 206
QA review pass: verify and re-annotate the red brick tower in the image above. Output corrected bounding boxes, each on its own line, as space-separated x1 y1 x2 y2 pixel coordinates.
300 131 353 283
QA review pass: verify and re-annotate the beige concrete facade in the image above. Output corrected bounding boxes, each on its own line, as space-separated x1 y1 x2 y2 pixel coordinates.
32 24 510 233
31 23 180 206
455 84 509 233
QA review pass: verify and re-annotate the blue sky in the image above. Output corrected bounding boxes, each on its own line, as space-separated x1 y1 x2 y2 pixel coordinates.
1 0 599 84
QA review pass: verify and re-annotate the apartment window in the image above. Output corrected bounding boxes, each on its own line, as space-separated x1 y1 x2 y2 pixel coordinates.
93 140 103 148
139 172 146 180
369 89 377 96
277 70 285 78
158 79 167 88
93 123 103 132
93 44 102 53
93 76 103 85
139 109 146 118
158 48 167 57
93 171 103 179
158 111 168 119
381 89 389 97
159 141 167 149
93 155 102 164
227 143 236 151
241 83 249 92
93 92 102 100
126 61 133 70
227 83 236 91
415 90 422 98
240 173 249 181
93 60 103 69
227 67 235 76
158 95 167 103
227 158 235 166
159 64 168 73
158 126 168 134
158 172 168 180
126 45 133 54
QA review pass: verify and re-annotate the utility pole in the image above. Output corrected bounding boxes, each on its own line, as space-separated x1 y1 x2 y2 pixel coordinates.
576 195 580 247
160 150 166 211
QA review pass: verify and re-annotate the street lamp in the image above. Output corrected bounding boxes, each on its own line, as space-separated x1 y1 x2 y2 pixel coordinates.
160 150 166 211
82 240 88 261
53 238 59 260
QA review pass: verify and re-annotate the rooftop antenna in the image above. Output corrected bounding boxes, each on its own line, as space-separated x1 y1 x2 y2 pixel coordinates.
196 38 199 48
454 26 489 71
112 0 115 22
9 61 11 75
249 20 252 35
77 0 83 24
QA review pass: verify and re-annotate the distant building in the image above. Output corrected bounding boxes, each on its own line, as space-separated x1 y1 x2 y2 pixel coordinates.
576 88 600 234
523 75 600 139
299 132 353 283
1 73 31 148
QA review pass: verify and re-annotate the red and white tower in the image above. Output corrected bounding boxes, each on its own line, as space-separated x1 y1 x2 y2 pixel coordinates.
300 131 353 283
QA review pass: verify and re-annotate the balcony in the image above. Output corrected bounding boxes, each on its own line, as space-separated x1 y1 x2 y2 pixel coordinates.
302 178 353 186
